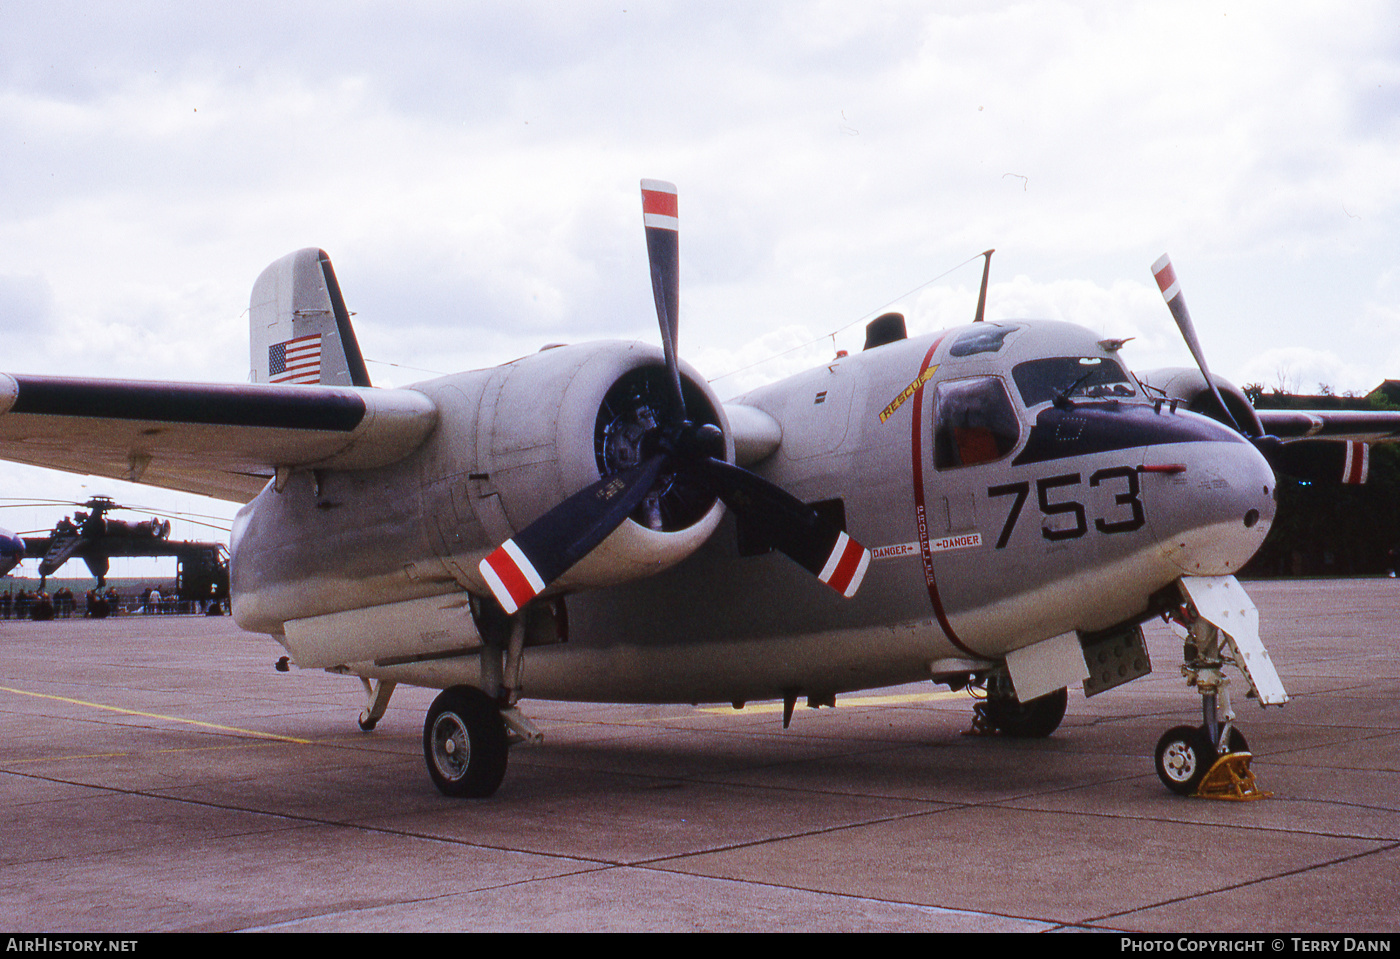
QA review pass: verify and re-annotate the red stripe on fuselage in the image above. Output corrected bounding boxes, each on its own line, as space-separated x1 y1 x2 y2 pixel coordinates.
908 335 978 656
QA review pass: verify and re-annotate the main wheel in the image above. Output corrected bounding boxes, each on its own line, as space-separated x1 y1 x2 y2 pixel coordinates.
1155 724 1217 795
980 686 1068 738
423 686 508 798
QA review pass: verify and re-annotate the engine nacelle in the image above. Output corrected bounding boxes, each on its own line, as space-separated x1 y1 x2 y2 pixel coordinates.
1135 367 1263 437
230 340 738 637
462 340 731 595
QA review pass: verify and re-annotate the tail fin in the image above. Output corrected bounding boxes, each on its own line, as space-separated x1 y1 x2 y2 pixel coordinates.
249 248 372 387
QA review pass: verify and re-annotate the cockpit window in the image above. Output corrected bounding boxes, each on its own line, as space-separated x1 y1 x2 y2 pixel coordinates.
933 377 1020 469
1012 356 1136 407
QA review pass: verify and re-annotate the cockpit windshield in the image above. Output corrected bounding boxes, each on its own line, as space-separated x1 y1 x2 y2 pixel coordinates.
1011 356 1137 407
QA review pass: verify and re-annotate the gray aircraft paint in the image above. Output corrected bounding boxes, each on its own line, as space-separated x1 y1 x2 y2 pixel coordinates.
229 318 1272 705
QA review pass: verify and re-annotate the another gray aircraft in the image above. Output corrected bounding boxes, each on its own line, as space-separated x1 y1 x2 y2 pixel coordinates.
1 181 1395 798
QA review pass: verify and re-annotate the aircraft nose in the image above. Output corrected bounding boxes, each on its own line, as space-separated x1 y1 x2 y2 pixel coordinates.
1141 429 1276 577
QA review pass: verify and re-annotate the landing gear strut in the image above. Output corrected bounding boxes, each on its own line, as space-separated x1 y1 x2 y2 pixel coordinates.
357 678 396 732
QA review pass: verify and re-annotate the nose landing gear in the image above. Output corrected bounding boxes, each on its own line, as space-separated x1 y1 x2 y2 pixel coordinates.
1155 575 1286 800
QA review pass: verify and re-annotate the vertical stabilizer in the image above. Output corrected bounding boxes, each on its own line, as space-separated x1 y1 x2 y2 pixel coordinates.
249 248 372 387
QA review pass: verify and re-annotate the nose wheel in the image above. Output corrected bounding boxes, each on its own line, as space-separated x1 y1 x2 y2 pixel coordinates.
1155 725 1212 794
1155 723 1262 799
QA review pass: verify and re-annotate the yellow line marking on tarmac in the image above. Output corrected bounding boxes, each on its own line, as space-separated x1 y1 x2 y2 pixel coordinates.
5 742 291 765
697 689 967 715
0 685 314 745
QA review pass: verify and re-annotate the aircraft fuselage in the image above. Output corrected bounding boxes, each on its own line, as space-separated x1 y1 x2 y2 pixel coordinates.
230 320 1276 705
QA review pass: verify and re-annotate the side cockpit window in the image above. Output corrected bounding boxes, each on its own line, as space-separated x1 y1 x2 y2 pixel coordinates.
933 377 1020 469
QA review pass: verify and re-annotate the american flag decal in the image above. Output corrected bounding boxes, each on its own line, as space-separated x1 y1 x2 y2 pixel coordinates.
269 334 322 384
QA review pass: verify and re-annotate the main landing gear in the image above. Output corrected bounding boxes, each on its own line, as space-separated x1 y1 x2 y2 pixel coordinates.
1154 576 1288 799
969 673 1068 738
339 597 548 798
420 604 543 798
424 686 509 798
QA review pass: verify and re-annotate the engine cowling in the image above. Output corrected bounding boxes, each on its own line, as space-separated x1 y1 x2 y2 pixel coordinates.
465 340 731 595
1135 367 1263 437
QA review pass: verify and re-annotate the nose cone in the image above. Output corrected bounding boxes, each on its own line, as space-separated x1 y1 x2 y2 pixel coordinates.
1142 425 1276 577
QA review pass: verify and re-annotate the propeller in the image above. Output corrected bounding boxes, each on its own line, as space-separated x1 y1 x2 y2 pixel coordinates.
1153 254 1363 484
478 181 871 614
1151 255 1248 436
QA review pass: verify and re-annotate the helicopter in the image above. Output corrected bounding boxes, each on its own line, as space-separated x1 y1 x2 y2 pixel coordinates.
0 497 229 606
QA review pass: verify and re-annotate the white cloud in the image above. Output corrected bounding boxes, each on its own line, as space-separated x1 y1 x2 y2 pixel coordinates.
0 0 1397 530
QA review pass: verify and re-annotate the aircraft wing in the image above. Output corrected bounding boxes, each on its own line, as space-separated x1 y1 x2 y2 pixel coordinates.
1256 409 1400 444
0 374 438 503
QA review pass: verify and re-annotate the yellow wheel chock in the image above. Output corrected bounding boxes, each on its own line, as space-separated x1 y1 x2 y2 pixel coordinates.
1194 751 1271 801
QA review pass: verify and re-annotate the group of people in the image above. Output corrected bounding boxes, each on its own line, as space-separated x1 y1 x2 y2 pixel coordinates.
0 582 172 621
138 586 177 614
0 585 227 619
1 586 125 620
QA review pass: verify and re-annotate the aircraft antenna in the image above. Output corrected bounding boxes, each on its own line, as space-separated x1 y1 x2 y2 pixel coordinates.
973 249 995 323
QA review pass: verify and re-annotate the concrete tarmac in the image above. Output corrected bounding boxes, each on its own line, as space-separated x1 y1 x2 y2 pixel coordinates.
0 578 1396 933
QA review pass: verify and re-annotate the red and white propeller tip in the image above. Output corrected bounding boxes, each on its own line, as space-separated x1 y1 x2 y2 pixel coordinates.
1151 253 1246 436
479 540 546 615
817 530 870 599
640 179 678 231
1151 254 1181 302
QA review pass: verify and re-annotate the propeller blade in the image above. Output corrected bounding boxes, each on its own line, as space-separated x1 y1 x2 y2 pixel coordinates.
641 179 685 416
478 455 669 614
691 458 871 598
1152 254 1248 435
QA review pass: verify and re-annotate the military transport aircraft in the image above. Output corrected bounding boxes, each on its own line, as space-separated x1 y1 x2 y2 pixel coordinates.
1 181 1395 799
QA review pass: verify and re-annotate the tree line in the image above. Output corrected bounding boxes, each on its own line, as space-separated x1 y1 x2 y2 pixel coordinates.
1240 385 1400 578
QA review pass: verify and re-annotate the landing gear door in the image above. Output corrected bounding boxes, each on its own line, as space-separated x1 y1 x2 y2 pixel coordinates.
1180 575 1289 706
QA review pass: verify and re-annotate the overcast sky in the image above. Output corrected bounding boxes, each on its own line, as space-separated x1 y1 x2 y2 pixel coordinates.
1 1 1397 556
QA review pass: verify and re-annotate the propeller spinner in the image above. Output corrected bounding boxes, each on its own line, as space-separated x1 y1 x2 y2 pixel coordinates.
479 181 871 614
